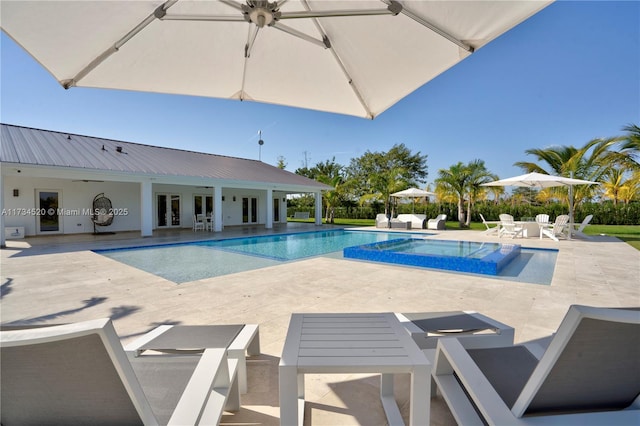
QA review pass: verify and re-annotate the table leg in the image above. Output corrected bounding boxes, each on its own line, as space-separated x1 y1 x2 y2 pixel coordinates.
380 373 403 426
410 364 430 426
279 365 301 426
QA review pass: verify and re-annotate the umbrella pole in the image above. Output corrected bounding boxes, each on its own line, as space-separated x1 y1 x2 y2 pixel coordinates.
568 185 573 240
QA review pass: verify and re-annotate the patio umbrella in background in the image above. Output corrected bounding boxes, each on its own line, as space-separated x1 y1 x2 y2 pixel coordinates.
0 0 552 119
391 187 435 213
481 172 600 239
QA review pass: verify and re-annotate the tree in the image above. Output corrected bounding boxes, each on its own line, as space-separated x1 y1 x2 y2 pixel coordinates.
345 144 428 216
435 160 494 227
619 170 640 204
602 168 625 205
294 157 342 180
295 158 345 223
317 175 343 223
276 156 287 169
514 137 619 218
465 160 498 226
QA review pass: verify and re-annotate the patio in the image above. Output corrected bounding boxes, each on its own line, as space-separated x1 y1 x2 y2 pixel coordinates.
1 223 638 425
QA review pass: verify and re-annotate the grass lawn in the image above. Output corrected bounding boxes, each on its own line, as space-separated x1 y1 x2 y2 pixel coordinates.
288 218 640 250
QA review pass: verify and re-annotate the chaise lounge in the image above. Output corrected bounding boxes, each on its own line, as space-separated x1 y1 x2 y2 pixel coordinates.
432 305 640 425
1 318 242 425
125 323 260 394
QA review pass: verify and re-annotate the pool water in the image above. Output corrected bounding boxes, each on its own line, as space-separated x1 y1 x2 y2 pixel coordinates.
209 230 401 261
96 230 416 283
95 230 558 285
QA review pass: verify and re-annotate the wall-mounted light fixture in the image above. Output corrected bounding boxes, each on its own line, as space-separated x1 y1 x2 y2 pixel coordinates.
222 196 225 201
233 196 237 202
13 189 19 197
282 197 286 202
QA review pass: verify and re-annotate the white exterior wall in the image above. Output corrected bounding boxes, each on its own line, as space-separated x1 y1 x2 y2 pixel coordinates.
3 176 297 236
2 176 140 235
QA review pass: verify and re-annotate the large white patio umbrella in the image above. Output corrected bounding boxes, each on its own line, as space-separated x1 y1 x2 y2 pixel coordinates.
482 172 599 238
391 187 435 213
0 0 552 118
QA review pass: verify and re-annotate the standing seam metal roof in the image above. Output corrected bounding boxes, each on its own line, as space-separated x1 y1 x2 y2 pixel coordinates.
0 124 330 189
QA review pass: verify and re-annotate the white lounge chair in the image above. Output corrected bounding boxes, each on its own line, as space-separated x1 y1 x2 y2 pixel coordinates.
541 214 570 241
432 305 640 426
572 214 593 239
427 214 447 230
479 214 500 235
498 214 523 238
0 318 241 425
125 323 260 394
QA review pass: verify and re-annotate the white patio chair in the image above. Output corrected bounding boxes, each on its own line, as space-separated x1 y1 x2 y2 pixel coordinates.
572 214 593 239
193 214 205 231
205 213 214 231
498 214 523 238
479 214 500 235
375 213 390 228
432 305 640 426
534 213 549 226
0 318 241 425
427 214 447 230
541 214 570 241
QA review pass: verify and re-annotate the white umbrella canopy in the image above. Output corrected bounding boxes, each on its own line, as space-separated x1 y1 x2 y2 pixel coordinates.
391 187 435 213
390 187 435 198
0 0 552 118
481 172 599 188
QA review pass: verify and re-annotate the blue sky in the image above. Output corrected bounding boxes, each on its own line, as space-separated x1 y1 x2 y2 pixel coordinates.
1 1 638 187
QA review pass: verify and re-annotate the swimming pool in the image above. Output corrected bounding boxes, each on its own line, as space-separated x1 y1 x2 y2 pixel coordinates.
95 230 558 285
96 230 418 283
343 239 521 275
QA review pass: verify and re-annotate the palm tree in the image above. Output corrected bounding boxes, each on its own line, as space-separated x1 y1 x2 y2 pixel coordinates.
619 170 640 204
436 162 469 227
435 160 495 227
514 137 617 218
317 174 343 224
602 168 626 205
465 160 497 226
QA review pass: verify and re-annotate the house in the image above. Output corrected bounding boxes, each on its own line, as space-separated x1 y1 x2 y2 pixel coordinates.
0 124 330 247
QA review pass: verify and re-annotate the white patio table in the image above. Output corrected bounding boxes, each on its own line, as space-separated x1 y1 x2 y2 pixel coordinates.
279 312 430 426
515 221 542 238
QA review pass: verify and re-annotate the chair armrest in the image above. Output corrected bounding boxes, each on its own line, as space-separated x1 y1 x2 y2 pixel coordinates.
124 325 173 355
168 348 239 425
433 339 518 425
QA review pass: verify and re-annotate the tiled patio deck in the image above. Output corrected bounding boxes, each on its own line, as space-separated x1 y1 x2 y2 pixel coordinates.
2 223 639 425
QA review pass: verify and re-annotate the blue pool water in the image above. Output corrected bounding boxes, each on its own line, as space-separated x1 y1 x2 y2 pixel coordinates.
95 230 558 285
344 239 522 275
96 230 415 283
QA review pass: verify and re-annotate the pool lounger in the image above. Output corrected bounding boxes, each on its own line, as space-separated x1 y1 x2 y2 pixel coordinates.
396 311 514 355
125 323 260 394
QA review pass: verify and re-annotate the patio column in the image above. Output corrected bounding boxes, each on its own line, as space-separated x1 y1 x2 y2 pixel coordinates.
266 189 273 229
281 195 288 223
213 186 223 232
0 173 5 248
315 192 322 225
140 181 153 237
